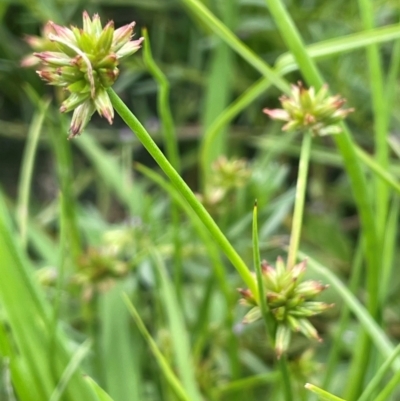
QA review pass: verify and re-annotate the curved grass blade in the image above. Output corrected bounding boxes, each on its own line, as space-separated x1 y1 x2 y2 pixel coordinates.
299 251 399 371
123 294 192 401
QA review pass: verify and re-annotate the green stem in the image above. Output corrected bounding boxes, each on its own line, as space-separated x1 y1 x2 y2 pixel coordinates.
142 28 184 301
142 29 181 173
287 132 312 269
108 88 257 297
358 0 388 241
305 383 346 401
253 202 275 341
278 355 293 401
322 237 363 389
358 343 400 401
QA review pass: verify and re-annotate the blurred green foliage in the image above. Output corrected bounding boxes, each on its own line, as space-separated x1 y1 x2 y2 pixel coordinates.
0 1 400 401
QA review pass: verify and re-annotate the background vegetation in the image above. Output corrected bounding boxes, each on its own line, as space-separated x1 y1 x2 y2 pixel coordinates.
0 0 400 400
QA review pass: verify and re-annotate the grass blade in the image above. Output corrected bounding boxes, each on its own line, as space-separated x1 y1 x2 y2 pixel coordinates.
123 294 192 401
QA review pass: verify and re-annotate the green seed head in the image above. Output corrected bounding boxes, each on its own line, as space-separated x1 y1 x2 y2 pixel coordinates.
263 82 354 137
239 257 333 357
25 11 144 138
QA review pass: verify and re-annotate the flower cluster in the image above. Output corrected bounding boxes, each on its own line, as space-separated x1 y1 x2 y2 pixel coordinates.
26 12 143 138
198 156 251 213
263 82 354 136
238 257 333 358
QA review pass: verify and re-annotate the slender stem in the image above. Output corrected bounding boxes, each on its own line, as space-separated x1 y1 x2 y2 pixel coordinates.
253 201 275 340
17 103 48 250
142 28 184 301
108 88 258 297
142 28 181 173
287 132 312 269
323 236 363 389
358 0 388 241
305 383 346 401
358 343 400 401
278 355 293 401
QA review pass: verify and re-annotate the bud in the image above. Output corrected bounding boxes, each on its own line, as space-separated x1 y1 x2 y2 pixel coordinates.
242 306 262 324
69 101 95 139
261 260 278 290
96 20 115 54
60 92 90 113
113 22 136 51
94 87 114 124
237 288 256 306
296 281 328 298
297 318 321 342
115 38 144 59
275 324 291 358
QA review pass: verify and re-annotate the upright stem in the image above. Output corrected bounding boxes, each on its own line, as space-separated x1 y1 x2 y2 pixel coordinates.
108 88 258 298
286 132 312 269
278 355 293 401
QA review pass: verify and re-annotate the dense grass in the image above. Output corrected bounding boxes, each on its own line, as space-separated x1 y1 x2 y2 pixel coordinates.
0 1 400 401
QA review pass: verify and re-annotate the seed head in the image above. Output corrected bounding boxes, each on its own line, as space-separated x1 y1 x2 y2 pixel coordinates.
24 12 144 138
263 82 354 137
239 257 333 357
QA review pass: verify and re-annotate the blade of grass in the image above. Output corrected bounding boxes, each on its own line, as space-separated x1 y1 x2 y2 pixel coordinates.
17 100 49 250
213 372 279 397
358 343 400 401
99 282 142 401
357 0 389 243
151 250 203 401
379 197 399 305
136 162 241 380
322 237 364 389
299 251 399 371
275 23 400 74
200 0 237 177
123 294 192 401
355 147 400 195
373 369 400 401
85 376 116 401
0 190 100 401
178 0 290 93
49 339 93 401
305 383 346 401
348 0 389 395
